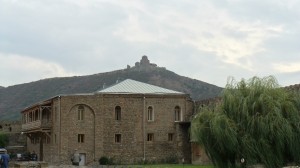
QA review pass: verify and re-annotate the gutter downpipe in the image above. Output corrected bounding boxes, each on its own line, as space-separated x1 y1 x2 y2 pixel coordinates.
94 97 96 162
58 96 61 163
143 95 146 161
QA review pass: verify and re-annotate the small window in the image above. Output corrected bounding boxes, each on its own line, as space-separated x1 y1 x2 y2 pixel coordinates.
147 133 154 142
174 106 181 121
168 133 174 141
115 106 121 120
147 106 154 121
55 106 58 121
115 134 121 143
78 106 84 120
78 134 85 143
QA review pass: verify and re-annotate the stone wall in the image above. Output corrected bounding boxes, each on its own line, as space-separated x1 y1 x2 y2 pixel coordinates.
0 121 22 133
0 121 26 153
40 93 193 165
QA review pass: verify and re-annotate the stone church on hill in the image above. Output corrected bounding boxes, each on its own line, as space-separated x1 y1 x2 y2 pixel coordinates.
21 79 198 165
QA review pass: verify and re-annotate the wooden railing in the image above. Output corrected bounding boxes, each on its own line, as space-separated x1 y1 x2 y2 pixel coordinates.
21 120 52 131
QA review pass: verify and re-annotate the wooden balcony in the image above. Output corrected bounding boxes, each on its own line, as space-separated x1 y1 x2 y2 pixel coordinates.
21 119 52 132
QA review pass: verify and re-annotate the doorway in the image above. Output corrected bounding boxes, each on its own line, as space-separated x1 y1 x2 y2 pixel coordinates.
79 153 86 166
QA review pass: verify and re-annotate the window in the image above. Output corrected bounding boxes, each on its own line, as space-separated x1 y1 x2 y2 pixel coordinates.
174 106 181 121
115 134 121 143
78 134 85 143
147 106 154 121
147 133 154 142
168 133 174 141
55 106 58 121
78 106 84 120
115 106 121 120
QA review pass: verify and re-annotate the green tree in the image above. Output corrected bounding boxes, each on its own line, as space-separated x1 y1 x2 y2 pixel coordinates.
0 133 9 147
191 76 300 168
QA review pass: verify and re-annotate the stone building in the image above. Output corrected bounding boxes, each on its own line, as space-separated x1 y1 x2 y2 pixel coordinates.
0 121 26 154
0 121 21 134
21 79 194 165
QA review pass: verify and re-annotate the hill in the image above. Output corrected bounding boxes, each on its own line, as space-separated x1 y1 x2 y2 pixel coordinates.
0 56 223 121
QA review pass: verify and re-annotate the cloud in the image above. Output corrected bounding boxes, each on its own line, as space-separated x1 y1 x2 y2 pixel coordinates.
273 62 300 73
0 0 299 88
111 1 283 71
0 52 77 86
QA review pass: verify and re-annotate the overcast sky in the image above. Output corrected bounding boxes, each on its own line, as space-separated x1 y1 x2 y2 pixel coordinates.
1 0 299 88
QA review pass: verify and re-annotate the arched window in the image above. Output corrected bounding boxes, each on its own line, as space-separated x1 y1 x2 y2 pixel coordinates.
115 106 121 120
78 105 84 120
147 106 154 121
174 106 181 121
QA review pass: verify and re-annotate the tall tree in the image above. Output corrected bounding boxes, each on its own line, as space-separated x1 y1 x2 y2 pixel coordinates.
191 76 300 168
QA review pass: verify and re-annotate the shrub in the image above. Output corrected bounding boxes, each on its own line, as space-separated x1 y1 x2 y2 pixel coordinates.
99 156 114 165
165 155 178 164
99 156 109 165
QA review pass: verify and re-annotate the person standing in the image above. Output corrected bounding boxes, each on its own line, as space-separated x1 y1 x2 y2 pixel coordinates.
71 149 81 166
0 150 10 168
31 151 38 161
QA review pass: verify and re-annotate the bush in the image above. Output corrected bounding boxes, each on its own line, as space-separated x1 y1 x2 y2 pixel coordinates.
99 156 114 165
165 155 178 164
99 156 109 165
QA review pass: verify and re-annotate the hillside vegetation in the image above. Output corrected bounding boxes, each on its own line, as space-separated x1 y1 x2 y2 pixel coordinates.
0 57 222 120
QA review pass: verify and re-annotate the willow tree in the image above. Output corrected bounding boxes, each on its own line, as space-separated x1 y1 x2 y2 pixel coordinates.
191 76 300 168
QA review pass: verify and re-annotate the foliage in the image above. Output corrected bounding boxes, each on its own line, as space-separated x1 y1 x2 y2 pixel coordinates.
0 133 9 147
191 76 300 168
127 165 213 168
164 155 178 164
99 156 114 165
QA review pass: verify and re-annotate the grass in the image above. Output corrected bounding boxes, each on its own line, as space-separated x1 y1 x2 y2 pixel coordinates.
124 165 213 168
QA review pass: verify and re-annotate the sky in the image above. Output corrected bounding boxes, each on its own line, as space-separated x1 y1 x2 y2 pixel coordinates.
0 0 299 88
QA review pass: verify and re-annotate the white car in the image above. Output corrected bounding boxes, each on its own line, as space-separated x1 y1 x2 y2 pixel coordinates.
0 148 7 154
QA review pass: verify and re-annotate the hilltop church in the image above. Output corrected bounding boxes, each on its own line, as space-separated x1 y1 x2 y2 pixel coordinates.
21 78 197 165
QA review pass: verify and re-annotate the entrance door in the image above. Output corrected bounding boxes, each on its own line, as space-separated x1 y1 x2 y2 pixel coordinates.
79 153 86 166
